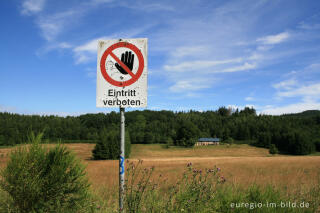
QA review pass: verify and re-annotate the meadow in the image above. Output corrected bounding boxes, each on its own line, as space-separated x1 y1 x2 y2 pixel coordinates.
1 143 320 212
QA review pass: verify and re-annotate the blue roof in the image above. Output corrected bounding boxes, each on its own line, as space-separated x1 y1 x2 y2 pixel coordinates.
198 138 220 142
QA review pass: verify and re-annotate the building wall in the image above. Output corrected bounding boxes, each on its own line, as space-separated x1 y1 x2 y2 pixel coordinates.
195 141 219 146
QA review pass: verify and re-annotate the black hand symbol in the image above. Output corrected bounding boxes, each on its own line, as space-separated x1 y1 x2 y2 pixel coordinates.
115 51 134 75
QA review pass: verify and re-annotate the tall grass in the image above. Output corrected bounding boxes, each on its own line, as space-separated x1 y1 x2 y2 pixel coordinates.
116 161 320 212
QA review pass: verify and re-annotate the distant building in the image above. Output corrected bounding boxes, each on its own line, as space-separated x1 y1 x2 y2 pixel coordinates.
195 138 220 146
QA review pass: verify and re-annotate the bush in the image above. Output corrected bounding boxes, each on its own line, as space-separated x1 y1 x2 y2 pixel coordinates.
269 144 279 155
175 120 200 147
92 128 131 160
225 137 234 144
0 132 93 213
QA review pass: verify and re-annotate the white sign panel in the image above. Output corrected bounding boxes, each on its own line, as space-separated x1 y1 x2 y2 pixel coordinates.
96 38 148 108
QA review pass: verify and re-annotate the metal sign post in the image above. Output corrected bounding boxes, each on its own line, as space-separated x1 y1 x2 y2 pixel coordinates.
96 38 147 212
119 107 125 211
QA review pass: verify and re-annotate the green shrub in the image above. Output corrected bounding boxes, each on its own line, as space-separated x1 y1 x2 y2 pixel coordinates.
92 128 131 160
0 132 93 213
175 120 200 147
269 144 279 155
225 137 234 144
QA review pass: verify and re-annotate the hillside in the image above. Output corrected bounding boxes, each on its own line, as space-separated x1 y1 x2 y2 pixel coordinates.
1 108 320 156
284 110 320 117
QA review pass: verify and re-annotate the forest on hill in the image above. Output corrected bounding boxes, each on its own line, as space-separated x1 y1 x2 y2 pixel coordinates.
0 107 320 155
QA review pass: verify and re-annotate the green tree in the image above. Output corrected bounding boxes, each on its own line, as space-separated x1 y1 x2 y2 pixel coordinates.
240 107 256 116
92 129 119 160
217 107 231 117
0 132 92 213
92 128 131 160
176 120 200 147
269 144 278 154
225 137 234 144
143 132 154 144
289 131 315 155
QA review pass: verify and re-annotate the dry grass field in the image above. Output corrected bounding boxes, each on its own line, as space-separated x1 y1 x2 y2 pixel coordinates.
1 143 320 194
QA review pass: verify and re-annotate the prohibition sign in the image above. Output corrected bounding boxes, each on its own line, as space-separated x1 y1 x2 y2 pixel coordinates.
100 42 145 87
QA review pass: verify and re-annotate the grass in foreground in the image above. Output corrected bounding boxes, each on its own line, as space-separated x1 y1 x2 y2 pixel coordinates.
87 160 320 212
1 143 320 212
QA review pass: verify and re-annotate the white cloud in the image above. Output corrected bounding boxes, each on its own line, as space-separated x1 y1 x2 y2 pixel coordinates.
272 79 297 90
248 53 263 61
58 42 72 49
72 25 154 64
164 58 242 72
73 23 154 54
298 22 320 30
38 22 60 41
120 2 175 12
257 32 290 45
72 37 109 64
277 83 320 100
261 102 320 115
73 37 105 53
90 0 114 5
23 0 119 41
35 42 73 56
169 79 213 93
256 45 273 51
221 62 256 73
306 63 320 70
245 97 254 101
170 46 210 58
75 55 91 64
37 9 80 41
21 0 45 15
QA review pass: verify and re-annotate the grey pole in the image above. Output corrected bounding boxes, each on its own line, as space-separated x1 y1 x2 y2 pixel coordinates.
119 107 125 211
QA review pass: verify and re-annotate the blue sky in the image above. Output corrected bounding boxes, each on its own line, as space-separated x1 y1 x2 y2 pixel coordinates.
1 0 320 116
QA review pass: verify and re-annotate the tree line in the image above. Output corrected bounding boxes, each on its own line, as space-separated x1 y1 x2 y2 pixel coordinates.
0 107 320 155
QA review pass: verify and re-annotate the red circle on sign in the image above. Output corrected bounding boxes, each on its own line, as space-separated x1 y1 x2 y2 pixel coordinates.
100 42 144 87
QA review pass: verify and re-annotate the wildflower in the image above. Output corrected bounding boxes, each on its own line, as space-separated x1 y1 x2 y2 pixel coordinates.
187 162 192 167
217 167 221 172
219 176 226 183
